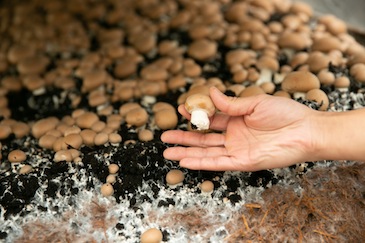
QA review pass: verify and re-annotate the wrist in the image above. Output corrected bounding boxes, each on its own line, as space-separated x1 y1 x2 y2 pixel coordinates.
308 111 336 161
309 109 365 162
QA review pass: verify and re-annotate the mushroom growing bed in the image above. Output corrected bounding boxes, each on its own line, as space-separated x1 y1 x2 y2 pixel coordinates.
1 0 365 242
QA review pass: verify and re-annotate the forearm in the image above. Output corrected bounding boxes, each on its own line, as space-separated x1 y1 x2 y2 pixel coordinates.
311 108 365 162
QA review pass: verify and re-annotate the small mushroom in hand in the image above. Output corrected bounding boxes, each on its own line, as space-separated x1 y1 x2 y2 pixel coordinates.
184 93 215 130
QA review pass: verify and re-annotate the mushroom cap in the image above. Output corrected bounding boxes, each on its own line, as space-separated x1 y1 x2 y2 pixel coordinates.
350 63 365 83
239 85 265 97
187 39 217 61
185 93 215 117
281 71 320 93
125 107 149 127
312 36 343 53
334 76 350 89
155 109 178 130
278 31 311 50
305 88 329 111
8 149 26 163
140 228 163 243
306 51 331 73
318 14 347 35
256 55 279 71
166 169 185 185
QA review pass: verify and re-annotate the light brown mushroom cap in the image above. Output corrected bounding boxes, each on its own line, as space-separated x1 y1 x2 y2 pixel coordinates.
32 117 60 139
75 112 99 129
8 149 26 163
54 149 73 162
94 132 109 146
80 129 97 147
19 164 33 175
305 89 329 111
125 107 149 127
11 122 30 138
278 31 311 50
39 134 58 150
312 36 343 53
281 71 320 93
185 94 215 117
140 228 163 243
260 82 276 94
200 180 214 193
82 69 107 92
273 90 291 98
100 183 114 197
119 103 142 117
256 56 279 72
187 39 217 61
17 55 49 75
152 102 175 113
138 129 154 142
350 63 365 83
334 76 350 89
239 86 265 97
166 169 185 186
290 2 313 18
318 15 347 36
108 133 122 145
155 109 178 130
317 69 335 85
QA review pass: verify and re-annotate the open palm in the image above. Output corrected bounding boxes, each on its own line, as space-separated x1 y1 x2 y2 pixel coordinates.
161 87 318 171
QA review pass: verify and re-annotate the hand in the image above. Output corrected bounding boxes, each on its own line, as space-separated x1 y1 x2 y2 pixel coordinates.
161 87 320 171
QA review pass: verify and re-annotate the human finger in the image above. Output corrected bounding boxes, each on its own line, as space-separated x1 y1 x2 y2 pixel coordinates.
210 86 266 116
179 156 239 171
208 112 231 131
163 146 228 161
177 104 191 120
161 130 225 147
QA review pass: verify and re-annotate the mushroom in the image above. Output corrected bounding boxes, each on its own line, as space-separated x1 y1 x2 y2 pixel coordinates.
154 109 178 130
140 228 163 243
200 180 214 193
125 107 149 127
281 71 320 99
334 76 350 91
350 63 365 83
100 183 114 197
187 39 218 61
166 169 185 186
239 86 265 97
138 129 154 142
305 89 329 111
317 69 335 85
8 149 26 163
184 93 215 130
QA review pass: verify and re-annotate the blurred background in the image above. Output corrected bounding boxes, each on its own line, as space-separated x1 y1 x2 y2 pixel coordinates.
295 0 365 32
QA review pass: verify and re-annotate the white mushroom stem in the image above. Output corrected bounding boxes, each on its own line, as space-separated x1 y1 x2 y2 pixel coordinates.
293 91 306 100
190 108 210 130
256 68 272 86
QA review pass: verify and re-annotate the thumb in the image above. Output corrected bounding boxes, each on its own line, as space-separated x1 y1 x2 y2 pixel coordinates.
209 86 262 116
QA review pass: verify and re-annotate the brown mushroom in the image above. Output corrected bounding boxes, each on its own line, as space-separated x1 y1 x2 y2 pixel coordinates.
125 107 149 127
305 89 329 111
184 93 215 130
350 63 365 83
187 39 217 61
281 71 320 98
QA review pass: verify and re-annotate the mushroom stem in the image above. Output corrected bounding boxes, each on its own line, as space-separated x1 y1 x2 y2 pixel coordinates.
190 109 210 130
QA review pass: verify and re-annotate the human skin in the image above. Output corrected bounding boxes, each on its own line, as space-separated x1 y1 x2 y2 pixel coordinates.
161 86 365 171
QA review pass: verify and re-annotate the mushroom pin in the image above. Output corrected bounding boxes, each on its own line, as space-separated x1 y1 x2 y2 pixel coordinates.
184 93 215 130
